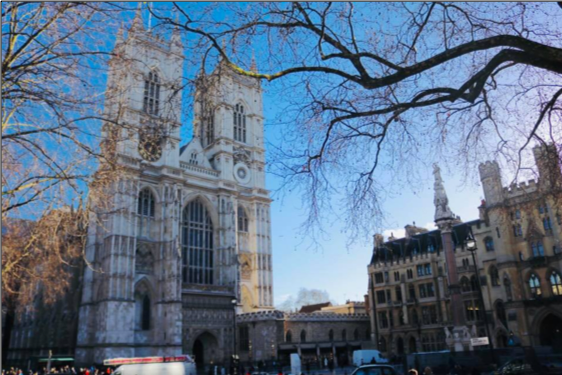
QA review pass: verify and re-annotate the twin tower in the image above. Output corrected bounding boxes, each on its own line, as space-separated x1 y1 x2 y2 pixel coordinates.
77 11 273 365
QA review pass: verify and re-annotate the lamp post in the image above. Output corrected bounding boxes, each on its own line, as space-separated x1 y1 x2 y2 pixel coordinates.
465 237 495 363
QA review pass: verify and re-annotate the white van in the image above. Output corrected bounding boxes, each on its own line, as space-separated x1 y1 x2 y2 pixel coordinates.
352 350 389 366
105 355 196 375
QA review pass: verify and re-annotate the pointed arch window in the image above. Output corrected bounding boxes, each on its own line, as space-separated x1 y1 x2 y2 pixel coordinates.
496 300 507 328
470 275 479 291
342 329 347 341
138 188 155 217
460 276 471 293
143 71 160 116
529 273 542 298
141 295 151 330
300 329 307 343
484 237 495 252
285 330 292 343
550 271 562 296
233 103 247 143
504 275 513 301
328 329 334 341
134 285 151 331
490 266 500 286
238 206 249 232
202 105 215 147
182 199 214 285
354 328 359 341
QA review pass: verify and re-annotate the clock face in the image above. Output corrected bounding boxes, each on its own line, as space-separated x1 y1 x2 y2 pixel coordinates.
138 127 163 162
234 163 251 184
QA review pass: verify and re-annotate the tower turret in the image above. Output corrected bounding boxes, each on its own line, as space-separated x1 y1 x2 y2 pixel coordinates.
479 160 503 206
533 143 562 191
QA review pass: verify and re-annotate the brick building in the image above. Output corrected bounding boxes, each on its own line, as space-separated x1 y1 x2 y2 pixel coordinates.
367 144 562 355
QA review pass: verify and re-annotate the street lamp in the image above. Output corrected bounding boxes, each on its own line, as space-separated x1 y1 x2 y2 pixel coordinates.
465 235 495 363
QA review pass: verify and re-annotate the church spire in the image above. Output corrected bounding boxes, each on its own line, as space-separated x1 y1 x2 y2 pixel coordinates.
433 164 455 222
250 51 257 72
130 3 144 33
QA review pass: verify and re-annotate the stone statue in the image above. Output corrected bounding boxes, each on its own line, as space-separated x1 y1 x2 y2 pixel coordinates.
433 164 455 221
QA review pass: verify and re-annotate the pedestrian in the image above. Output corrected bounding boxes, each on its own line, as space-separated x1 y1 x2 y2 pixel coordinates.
408 370 418 375
423 366 433 375
370 357 376 365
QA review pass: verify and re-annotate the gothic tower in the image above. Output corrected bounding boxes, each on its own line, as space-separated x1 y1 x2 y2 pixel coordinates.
190 59 274 312
76 11 185 364
77 10 273 366
479 160 504 206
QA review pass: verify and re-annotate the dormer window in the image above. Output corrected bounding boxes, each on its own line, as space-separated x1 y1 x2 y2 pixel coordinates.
233 103 246 143
143 71 160 116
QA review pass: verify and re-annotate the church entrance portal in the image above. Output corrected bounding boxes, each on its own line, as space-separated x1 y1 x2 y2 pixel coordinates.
539 314 562 350
193 332 219 367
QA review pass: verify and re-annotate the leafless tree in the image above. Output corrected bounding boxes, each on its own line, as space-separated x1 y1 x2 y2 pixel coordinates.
1 2 136 309
151 2 561 239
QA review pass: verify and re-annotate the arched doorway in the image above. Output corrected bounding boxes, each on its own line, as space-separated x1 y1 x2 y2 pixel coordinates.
193 339 204 367
192 332 219 367
408 337 417 353
540 314 562 348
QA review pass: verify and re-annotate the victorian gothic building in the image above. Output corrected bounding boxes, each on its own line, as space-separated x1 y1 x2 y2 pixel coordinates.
367 144 562 355
6 12 274 367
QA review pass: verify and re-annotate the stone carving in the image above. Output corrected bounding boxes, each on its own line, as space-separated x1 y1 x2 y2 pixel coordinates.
241 262 252 279
433 164 455 222
136 245 154 275
233 146 251 167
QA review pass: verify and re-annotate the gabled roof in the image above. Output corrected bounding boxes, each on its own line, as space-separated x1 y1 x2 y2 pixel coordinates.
369 220 482 265
178 137 214 170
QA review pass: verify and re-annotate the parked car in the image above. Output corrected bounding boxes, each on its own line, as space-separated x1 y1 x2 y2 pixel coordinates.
351 364 398 375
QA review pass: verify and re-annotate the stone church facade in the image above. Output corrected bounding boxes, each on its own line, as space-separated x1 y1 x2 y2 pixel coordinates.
75 13 274 365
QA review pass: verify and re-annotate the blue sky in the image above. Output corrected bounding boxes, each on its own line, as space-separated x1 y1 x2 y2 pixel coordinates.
13 2 543 308
128 3 502 307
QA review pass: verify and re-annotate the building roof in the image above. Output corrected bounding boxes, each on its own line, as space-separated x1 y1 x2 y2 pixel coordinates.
369 220 482 265
299 302 332 313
